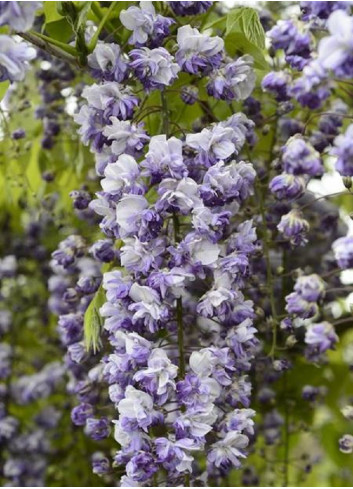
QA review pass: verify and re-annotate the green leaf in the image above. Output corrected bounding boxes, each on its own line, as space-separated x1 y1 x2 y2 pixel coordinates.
84 285 105 353
225 32 268 70
226 7 266 49
0 80 10 101
204 14 226 31
44 2 64 24
45 18 73 42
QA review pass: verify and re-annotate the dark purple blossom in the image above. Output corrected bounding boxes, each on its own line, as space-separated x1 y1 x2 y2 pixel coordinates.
169 1 212 16
277 209 310 247
262 71 291 101
84 417 111 440
269 174 306 200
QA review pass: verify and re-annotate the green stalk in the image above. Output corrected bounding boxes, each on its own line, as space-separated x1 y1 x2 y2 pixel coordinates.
19 31 78 67
27 30 77 55
91 2 116 34
88 1 117 52
176 296 185 379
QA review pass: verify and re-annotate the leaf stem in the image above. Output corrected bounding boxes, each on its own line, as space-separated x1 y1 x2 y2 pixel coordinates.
27 30 77 55
88 1 117 52
18 31 79 66
91 2 116 34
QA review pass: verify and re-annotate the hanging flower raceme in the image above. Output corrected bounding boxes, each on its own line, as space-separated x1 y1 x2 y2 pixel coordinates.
69 12 261 481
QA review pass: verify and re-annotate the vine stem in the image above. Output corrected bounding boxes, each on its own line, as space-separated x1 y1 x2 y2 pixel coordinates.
302 111 353 135
18 31 79 67
176 296 186 379
298 190 352 211
161 89 169 135
283 372 290 487
26 30 76 55
259 114 280 358
257 184 278 358
161 89 189 487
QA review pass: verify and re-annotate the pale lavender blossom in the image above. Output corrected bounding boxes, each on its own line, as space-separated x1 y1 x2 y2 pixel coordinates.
141 135 187 182
269 174 306 200
0 35 36 82
87 42 128 82
101 154 141 195
103 118 149 157
186 126 238 166
120 1 174 47
318 10 353 78
134 348 178 401
129 47 180 90
117 385 155 431
332 124 353 176
305 322 338 354
156 177 202 214
115 194 148 236
0 1 41 31
82 82 139 121
208 431 249 469
332 235 353 269
208 55 255 101
176 25 224 75
277 209 310 247
282 137 323 176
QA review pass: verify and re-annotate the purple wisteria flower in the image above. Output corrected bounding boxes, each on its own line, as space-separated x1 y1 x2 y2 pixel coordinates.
103 118 149 157
176 25 224 75
332 124 353 176
0 35 36 82
101 153 142 195
169 1 212 16
87 42 128 82
89 239 116 263
84 417 111 440
186 116 252 167
285 292 318 319
261 71 291 101
332 236 353 269
305 322 338 357
289 61 330 109
282 137 323 176
301 1 350 21
294 274 326 302
277 209 310 247
207 55 255 101
92 452 110 475
141 135 186 182
120 2 174 47
71 403 94 426
82 82 139 121
129 47 180 90
200 161 256 206
0 1 41 31
181 85 199 105
318 10 353 78
269 174 306 200
268 19 312 70
208 431 249 469
285 274 325 319
339 434 353 454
